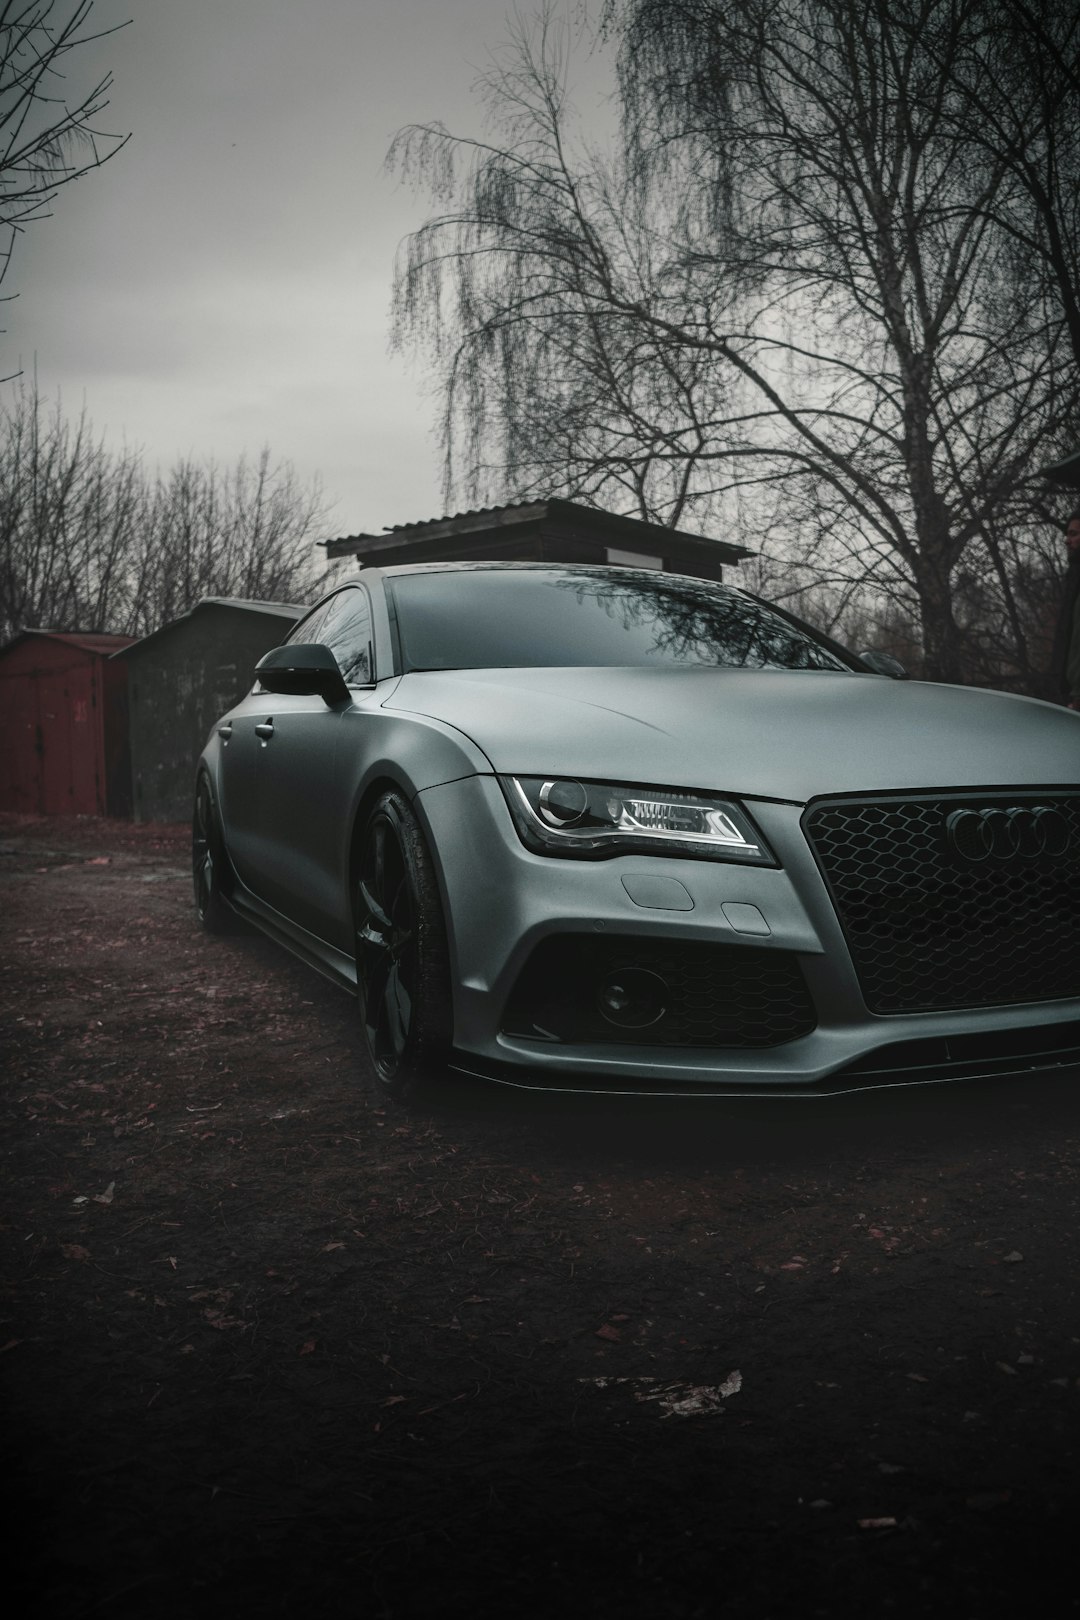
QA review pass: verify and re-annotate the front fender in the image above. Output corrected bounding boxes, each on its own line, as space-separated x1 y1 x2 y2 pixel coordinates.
344 702 493 804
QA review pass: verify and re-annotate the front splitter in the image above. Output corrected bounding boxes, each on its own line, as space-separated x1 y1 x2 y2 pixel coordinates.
447 1020 1080 1099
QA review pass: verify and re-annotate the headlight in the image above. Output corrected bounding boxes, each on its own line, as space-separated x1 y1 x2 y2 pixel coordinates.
500 776 776 864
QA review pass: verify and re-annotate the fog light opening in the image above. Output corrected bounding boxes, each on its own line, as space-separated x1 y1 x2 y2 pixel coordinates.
596 967 668 1029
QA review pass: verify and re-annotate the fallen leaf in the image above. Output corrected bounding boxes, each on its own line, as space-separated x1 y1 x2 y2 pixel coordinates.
996 1361 1018 1375
595 1323 622 1342
382 1395 407 1406
0 1340 22 1354
321 1241 345 1252
91 1181 116 1205
298 1339 317 1356
858 1516 897 1530
1002 1251 1024 1264
203 1310 246 1331
84 857 111 866
635 1376 740 1417
60 1243 90 1261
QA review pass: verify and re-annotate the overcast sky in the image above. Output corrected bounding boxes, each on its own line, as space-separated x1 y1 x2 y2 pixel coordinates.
5 0 610 541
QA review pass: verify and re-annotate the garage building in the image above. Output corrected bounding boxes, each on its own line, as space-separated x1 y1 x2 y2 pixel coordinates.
117 598 304 823
0 630 134 816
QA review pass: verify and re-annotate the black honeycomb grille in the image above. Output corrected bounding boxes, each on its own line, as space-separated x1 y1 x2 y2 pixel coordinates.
501 935 816 1048
804 793 1080 1013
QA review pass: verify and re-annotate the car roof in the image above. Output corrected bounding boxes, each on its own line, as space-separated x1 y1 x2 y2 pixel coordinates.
370 559 746 592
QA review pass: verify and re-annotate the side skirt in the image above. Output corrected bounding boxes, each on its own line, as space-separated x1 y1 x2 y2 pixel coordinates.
225 882 358 995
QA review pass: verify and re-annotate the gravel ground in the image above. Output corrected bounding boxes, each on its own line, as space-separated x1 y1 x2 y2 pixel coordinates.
2 812 1080 1619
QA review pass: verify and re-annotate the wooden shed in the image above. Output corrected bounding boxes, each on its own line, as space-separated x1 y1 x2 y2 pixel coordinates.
0 630 134 816
116 598 304 824
324 498 752 576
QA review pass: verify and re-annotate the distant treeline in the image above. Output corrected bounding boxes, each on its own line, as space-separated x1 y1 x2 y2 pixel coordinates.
0 386 331 644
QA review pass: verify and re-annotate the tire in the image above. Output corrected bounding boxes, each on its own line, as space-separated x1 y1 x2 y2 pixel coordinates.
355 789 452 1102
192 774 235 934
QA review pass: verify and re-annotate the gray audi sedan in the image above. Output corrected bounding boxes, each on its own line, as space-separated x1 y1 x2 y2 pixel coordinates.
193 562 1080 1100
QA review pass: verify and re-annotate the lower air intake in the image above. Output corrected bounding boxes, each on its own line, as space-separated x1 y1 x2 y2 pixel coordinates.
501 935 816 1048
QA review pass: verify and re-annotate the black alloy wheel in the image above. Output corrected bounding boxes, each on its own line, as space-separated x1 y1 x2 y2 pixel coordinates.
355 790 451 1101
192 775 233 933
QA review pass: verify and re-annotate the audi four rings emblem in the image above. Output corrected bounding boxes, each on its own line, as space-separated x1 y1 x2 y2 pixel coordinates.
945 805 1071 862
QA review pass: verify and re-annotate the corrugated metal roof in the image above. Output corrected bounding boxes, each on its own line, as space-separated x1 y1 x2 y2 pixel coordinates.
7 630 137 655
115 597 307 659
382 501 540 535
195 597 307 615
330 501 545 549
326 497 753 560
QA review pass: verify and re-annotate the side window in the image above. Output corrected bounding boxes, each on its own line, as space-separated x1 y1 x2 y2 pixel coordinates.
316 588 374 685
285 602 330 646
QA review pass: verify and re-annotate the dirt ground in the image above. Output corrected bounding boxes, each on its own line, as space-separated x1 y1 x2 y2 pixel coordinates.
2 812 1080 1620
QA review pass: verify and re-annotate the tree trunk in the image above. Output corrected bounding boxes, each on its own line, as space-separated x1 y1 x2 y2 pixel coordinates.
914 551 964 683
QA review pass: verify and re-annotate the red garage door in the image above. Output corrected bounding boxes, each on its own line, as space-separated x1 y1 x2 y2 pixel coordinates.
0 632 134 816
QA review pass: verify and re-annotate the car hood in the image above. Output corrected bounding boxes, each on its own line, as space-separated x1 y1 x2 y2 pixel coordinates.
384 666 1080 800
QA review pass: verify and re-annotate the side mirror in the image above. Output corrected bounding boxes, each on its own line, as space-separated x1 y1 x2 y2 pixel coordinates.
858 648 909 680
255 643 349 704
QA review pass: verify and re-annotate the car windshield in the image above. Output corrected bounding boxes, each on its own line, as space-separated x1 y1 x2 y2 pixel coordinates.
387 567 854 673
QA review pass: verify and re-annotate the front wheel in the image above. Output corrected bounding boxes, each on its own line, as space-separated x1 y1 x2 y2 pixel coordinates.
355 790 452 1102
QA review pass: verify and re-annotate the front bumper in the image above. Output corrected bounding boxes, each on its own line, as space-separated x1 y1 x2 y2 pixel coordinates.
414 774 1080 1092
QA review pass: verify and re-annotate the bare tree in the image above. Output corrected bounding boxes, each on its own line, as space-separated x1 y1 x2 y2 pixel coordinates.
391 0 1080 683
0 386 330 642
0 1 129 304
916 0 1080 373
0 384 140 636
128 450 330 636
389 9 745 530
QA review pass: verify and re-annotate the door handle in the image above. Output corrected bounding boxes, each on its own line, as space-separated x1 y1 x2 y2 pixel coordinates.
217 723 233 741
254 721 275 742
